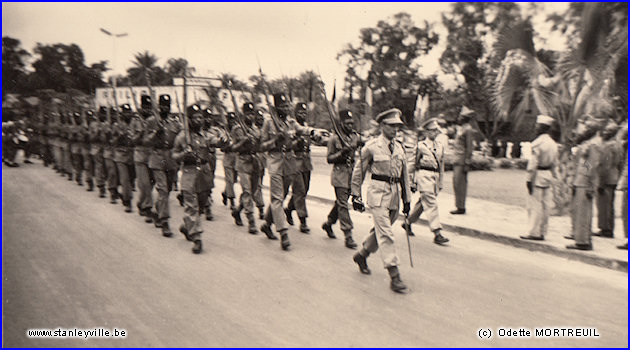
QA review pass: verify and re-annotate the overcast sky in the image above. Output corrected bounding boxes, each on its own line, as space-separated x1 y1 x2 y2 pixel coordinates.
3 2 568 90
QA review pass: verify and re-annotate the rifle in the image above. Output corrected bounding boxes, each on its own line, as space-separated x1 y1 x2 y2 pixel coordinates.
181 74 191 145
128 87 141 112
224 78 253 139
316 70 351 149
256 57 290 141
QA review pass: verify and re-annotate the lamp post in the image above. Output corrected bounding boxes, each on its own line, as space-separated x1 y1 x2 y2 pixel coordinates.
100 28 128 110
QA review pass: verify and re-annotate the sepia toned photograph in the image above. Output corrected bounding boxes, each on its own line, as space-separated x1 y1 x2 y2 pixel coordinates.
2 2 628 347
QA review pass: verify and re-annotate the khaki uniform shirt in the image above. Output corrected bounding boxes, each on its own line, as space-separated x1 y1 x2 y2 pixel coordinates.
351 134 411 209
414 138 444 194
526 133 558 188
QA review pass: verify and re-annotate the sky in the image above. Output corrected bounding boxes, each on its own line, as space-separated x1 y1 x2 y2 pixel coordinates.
2 2 569 91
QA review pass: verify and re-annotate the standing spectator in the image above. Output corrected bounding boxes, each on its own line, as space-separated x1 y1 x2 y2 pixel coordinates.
450 106 475 215
594 120 623 238
566 115 603 251
520 115 558 241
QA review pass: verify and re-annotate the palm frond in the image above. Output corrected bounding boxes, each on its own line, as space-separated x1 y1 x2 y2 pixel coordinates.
491 20 536 67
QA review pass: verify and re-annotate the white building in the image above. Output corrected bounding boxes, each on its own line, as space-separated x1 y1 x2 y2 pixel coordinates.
94 77 267 113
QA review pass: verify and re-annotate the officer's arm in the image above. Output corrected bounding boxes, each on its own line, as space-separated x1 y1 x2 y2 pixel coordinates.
230 126 249 152
350 145 372 197
327 135 346 164
438 146 445 190
260 120 277 151
526 146 538 183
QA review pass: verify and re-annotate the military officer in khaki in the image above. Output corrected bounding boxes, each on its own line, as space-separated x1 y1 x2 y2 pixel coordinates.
102 109 120 204
520 115 558 241
450 106 475 215
594 120 623 238
322 109 362 249
350 108 411 293
404 118 449 245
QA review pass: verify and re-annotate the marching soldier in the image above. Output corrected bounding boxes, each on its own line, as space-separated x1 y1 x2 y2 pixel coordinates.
61 113 73 180
450 106 475 215
403 118 449 245
321 109 362 249
132 95 156 223
103 108 120 204
253 109 266 219
284 102 313 233
146 94 181 237
173 106 217 254
231 102 263 234
259 93 326 250
520 115 558 241
113 104 136 213
566 115 602 250
69 112 85 186
89 107 108 198
594 120 623 238
350 108 411 293
82 110 95 192
221 113 238 210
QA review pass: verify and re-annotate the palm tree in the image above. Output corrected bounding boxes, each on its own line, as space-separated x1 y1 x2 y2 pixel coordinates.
491 3 628 213
126 51 160 86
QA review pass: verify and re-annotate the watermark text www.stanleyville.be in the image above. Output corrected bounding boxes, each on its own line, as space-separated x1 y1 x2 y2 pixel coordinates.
27 328 126 339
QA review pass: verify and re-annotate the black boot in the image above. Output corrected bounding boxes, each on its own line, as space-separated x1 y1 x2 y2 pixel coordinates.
98 186 106 198
205 207 213 221
177 192 184 207
179 224 192 241
110 191 118 204
280 231 291 251
247 214 258 234
353 252 371 275
192 239 202 254
123 200 133 213
285 208 294 226
86 179 94 192
229 198 235 210
433 230 449 245
388 266 407 293
344 231 357 249
401 222 415 236
322 222 336 239
260 223 277 240
232 207 243 226
161 221 173 237
299 217 310 234
221 192 228 206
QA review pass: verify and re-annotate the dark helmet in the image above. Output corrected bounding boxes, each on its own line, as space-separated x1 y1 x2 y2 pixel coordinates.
141 95 152 110
242 102 255 114
186 104 202 117
159 94 171 113
273 93 289 108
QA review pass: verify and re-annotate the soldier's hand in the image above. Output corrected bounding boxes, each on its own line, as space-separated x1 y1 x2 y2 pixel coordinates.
410 184 417 193
526 181 533 195
403 202 411 215
597 187 605 195
341 146 353 155
352 195 365 212
182 151 196 165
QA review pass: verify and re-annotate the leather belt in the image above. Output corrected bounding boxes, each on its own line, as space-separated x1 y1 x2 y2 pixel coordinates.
418 166 439 172
371 174 401 184
537 165 552 170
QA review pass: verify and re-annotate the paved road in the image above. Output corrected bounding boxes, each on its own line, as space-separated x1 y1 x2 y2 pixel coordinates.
2 162 627 347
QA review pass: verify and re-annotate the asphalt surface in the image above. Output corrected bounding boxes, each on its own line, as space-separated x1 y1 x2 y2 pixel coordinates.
2 162 628 347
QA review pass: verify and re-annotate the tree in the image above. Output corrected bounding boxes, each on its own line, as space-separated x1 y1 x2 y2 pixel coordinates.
492 3 628 213
2 36 31 97
439 3 523 141
126 51 169 86
337 12 439 126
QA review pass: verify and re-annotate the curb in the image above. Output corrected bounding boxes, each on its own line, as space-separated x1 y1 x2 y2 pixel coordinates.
215 174 628 273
